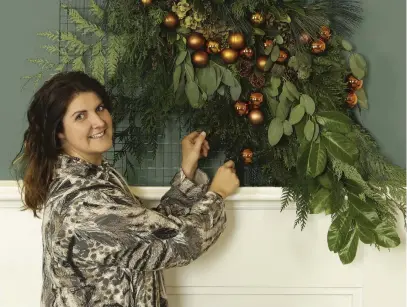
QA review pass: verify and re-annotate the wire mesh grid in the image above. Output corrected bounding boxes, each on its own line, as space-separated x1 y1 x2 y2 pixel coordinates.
59 0 225 185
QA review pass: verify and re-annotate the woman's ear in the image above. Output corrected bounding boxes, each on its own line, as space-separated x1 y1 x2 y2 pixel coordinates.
57 132 65 140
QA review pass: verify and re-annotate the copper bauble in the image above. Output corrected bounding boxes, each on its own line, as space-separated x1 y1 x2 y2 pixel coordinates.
249 92 264 109
141 0 153 5
234 101 249 116
221 48 239 64
163 12 179 29
277 50 289 63
227 32 245 50
251 12 265 25
187 32 206 50
191 51 209 68
311 39 326 54
256 55 268 71
320 25 332 41
242 148 253 164
347 75 363 90
264 39 273 49
206 40 221 54
346 92 358 108
240 47 254 59
299 32 311 44
248 109 264 125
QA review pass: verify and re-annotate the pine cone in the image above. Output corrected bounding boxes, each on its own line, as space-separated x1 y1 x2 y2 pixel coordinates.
237 60 253 78
249 73 266 89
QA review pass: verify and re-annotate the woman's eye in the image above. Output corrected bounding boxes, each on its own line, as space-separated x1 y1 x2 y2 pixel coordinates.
75 113 85 121
96 105 105 112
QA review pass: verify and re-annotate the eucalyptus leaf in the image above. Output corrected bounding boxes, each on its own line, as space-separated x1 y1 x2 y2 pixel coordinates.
266 96 279 116
264 58 273 71
221 68 235 87
196 65 218 95
356 88 368 109
185 81 200 108
276 100 290 120
264 45 273 55
338 228 359 264
270 45 280 62
175 51 187 65
288 56 299 70
185 63 195 82
289 104 305 125
312 122 320 142
275 35 284 44
316 111 352 133
270 76 282 89
374 222 401 248
304 120 315 142
230 82 242 101
283 120 293 136
268 118 284 146
285 81 300 99
217 85 225 96
350 53 367 79
321 132 359 164
342 39 353 51
173 65 182 93
300 94 316 115
253 28 266 36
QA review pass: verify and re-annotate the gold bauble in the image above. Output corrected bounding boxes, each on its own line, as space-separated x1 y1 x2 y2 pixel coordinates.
221 48 239 64
251 12 265 25
320 25 332 41
242 148 253 164
227 32 245 50
264 39 273 49
240 47 254 59
187 32 206 50
206 40 221 54
347 75 363 90
311 39 326 54
346 92 358 108
234 101 249 116
256 55 268 71
249 93 264 109
141 0 153 5
248 109 264 125
277 50 289 63
163 12 179 29
191 51 209 68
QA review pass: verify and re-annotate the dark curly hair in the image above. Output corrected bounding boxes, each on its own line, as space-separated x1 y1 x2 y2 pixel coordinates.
11 71 113 217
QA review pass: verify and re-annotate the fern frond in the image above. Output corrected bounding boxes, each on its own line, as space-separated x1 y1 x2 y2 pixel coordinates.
106 35 121 80
72 57 85 72
41 45 60 55
27 58 55 70
89 0 104 22
281 187 294 211
59 32 88 54
62 4 105 38
91 41 105 84
38 31 59 41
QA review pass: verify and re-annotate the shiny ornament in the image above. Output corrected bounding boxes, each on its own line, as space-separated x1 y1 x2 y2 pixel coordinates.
248 109 264 125
320 26 332 41
299 32 311 44
347 75 363 90
346 92 358 108
227 32 245 50
240 47 254 59
251 12 265 25
242 148 253 164
187 32 206 50
163 12 179 29
256 55 268 71
311 39 326 54
206 40 221 54
277 50 289 63
249 93 264 109
234 101 249 116
141 0 153 5
191 51 209 68
264 39 273 49
221 48 239 64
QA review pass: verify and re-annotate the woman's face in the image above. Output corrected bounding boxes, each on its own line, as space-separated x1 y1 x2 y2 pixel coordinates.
58 92 113 165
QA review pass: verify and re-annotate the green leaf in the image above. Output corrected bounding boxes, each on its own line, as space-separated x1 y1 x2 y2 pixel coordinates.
264 44 273 55
348 193 380 229
185 81 200 108
318 171 333 189
267 96 279 116
275 35 284 45
357 225 375 244
321 132 359 164
312 122 320 142
253 28 265 36
173 66 182 93
270 45 280 62
230 81 242 101
276 100 290 120
285 81 300 99
264 58 273 72
328 215 351 252
310 188 332 214
217 85 225 96
268 118 284 146
300 94 316 115
350 53 367 79
296 141 311 176
374 222 401 248
294 117 306 142
185 62 195 82
316 111 352 133
283 120 293 136
304 120 315 142
339 228 359 264
176 27 191 34
288 56 299 70
308 141 327 177
342 39 353 51
176 51 187 65
221 69 235 87
289 105 305 125
196 65 218 95
356 88 368 109
270 76 281 89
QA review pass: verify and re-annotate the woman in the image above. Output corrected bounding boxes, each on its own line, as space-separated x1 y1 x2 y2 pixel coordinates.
13 71 239 307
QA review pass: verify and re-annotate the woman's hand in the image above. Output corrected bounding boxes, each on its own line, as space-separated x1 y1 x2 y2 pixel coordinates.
181 131 210 180
208 160 240 199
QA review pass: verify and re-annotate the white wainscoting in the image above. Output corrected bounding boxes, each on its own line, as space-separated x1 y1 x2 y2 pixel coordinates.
0 181 405 307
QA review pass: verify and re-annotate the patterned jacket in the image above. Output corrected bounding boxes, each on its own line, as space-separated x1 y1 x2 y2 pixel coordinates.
41 154 226 307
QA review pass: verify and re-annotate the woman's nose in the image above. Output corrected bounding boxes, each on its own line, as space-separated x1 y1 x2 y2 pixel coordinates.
89 113 106 128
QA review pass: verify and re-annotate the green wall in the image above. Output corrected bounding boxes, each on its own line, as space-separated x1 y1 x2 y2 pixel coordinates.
0 0 405 180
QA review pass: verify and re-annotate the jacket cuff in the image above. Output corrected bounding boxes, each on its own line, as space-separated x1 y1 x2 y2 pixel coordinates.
170 168 210 197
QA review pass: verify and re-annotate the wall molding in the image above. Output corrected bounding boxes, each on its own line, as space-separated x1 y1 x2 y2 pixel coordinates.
0 181 294 210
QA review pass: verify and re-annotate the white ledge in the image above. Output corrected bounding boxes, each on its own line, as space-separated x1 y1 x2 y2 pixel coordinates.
0 181 292 210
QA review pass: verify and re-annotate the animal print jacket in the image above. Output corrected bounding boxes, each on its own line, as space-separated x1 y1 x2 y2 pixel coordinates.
41 154 226 307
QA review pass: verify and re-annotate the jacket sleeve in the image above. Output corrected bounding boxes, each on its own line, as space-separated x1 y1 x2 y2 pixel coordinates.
154 168 211 217
59 187 226 272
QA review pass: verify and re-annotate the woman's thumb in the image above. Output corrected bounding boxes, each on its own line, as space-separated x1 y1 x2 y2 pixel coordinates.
193 131 206 150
